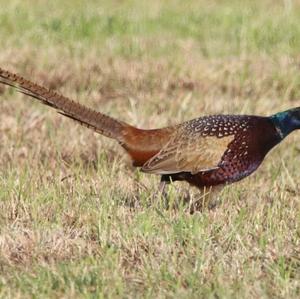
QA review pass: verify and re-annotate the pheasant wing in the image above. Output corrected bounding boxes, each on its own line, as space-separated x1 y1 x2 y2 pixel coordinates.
142 128 234 175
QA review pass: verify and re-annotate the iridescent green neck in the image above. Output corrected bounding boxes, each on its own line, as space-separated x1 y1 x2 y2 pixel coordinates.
270 108 300 139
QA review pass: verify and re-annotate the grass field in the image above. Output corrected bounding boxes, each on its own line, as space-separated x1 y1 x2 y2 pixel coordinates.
0 0 300 298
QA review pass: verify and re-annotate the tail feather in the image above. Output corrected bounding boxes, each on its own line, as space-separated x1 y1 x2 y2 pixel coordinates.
0 68 126 141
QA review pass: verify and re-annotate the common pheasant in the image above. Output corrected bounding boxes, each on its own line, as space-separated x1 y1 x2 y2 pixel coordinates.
0 68 298 194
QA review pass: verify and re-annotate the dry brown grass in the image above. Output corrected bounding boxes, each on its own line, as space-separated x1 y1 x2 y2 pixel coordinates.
0 0 300 298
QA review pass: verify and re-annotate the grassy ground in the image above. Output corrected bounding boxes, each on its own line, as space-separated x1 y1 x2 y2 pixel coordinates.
0 0 300 298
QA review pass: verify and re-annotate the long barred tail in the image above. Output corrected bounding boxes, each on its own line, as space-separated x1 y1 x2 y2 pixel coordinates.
0 68 127 141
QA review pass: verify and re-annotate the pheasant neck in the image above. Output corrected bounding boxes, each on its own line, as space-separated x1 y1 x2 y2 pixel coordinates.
270 110 300 140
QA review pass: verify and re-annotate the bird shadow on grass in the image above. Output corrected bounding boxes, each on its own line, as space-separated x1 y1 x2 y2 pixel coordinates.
115 180 224 214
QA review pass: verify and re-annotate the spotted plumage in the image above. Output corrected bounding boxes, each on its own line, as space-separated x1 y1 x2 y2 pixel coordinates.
143 114 282 188
0 67 299 194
